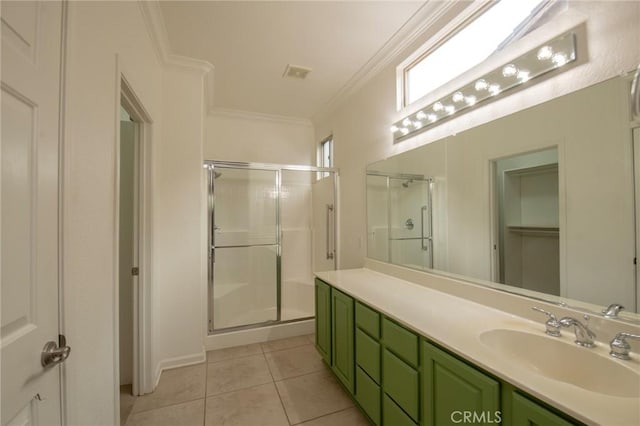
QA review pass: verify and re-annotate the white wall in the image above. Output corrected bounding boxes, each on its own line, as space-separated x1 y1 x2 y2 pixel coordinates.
205 111 314 165
153 67 207 373
63 2 206 424
314 1 640 270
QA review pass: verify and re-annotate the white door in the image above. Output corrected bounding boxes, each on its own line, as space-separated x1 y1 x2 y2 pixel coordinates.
1 2 65 425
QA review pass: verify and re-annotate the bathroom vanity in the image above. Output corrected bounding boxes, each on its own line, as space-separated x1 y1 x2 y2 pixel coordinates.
314 267 640 426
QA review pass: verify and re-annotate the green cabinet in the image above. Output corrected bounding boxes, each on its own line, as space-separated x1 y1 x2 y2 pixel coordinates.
332 287 355 393
510 392 576 426
422 341 500 426
314 278 582 426
314 278 331 364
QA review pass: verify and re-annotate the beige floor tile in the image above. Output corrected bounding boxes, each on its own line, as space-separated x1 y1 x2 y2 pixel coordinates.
261 335 312 353
126 399 204 426
275 370 354 424
299 407 370 426
206 343 263 363
205 383 289 426
132 364 206 413
207 354 273 396
120 384 137 424
265 344 324 380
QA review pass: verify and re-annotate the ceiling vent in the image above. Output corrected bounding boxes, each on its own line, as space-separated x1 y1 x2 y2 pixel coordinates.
283 64 312 80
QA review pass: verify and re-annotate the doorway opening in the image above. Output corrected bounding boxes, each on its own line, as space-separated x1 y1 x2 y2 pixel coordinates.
117 76 152 424
492 147 560 295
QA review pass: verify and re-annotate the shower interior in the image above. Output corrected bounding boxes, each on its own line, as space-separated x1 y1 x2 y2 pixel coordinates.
367 172 434 270
205 162 337 333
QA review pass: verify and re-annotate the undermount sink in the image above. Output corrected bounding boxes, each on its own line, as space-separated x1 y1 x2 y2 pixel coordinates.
479 329 640 398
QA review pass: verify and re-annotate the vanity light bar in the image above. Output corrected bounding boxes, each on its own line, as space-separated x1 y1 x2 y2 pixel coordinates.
391 32 577 142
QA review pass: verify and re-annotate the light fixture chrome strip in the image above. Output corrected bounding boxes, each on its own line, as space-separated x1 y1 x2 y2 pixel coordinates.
392 31 577 142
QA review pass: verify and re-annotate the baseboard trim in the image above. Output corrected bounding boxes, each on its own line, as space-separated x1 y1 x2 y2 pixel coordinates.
152 351 206 389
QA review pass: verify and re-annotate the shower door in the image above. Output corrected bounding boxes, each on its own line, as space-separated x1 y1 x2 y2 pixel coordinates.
388 177 433 270
208 166 279 331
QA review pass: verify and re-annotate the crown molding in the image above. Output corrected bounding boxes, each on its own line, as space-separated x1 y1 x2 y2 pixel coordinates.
138 1 215 103
210 108 313 128
313 0 462 123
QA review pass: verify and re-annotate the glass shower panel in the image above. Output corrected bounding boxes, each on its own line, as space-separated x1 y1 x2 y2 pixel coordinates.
280 170 314 321
366 174 389 262
212 167 278 330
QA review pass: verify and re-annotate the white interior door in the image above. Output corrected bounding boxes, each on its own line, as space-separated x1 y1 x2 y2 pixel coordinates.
1 2 65 424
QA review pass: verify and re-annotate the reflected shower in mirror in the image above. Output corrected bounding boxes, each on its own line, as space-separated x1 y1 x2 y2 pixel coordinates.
367 75 638 317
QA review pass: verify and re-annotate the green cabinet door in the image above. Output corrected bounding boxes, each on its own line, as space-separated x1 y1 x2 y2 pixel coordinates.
332 288 355 393
314 278 331 364
511 392 576 426
422 341 500 426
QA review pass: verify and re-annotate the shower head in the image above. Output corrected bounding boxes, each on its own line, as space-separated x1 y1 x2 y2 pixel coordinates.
213 171 222 179
402 179 413 188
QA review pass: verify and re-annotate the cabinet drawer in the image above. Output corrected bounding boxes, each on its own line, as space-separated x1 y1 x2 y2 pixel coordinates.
355 366 381 425
382 317 418 367
383 393 417 426
356 328 380 383
511 392 575 426
383 349 419 422
356 301 380 339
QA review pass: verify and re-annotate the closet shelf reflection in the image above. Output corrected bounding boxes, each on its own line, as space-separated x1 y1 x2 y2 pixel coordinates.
507 225 559 236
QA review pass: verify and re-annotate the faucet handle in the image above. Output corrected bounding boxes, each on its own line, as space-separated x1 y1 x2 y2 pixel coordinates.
602 303 625 318
532 307 561 337
609 332 640 360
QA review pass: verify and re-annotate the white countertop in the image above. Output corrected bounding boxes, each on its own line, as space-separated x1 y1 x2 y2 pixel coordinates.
315 268 640 426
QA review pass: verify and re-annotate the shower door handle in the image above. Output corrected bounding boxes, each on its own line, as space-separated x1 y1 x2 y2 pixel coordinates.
326 204 334 260
420 205 428 251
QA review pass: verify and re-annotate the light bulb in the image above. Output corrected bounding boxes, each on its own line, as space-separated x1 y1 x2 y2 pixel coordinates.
444 105 455 115
416 111 427 120
552 52 568 67
413 121 423 129
517 70 530 82
400 127 409 135
465 95 477 106
537 46 553 61
427 113 437 122
433 102 443 112
502 64 518 77
452 91 464 103
402 118 412 126
390 125 399 133
475 79 488 91
489 84 501 96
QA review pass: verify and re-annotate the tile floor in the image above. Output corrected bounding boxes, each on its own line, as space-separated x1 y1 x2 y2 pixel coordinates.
122 334 370 426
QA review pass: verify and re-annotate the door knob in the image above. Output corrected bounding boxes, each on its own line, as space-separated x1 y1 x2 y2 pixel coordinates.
41 337 71 368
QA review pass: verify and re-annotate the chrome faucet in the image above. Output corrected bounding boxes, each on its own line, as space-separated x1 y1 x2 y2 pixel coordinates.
532 307 561 337
609 332 640 360
602 303 625 318
559 315 596 348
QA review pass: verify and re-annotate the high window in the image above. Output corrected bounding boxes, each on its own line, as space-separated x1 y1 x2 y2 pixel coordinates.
318 136 333 178
400 0 554 108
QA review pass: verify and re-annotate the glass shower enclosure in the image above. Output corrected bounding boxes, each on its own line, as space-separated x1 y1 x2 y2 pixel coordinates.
205 161 338 333
367 172 433 270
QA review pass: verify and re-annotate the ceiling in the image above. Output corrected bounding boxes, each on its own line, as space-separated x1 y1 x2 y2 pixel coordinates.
159 1 426 120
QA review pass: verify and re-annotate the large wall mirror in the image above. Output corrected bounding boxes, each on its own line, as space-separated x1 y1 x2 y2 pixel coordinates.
367 74 640 319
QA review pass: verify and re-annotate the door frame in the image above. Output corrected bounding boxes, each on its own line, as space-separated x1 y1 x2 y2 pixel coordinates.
114 61 153 409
